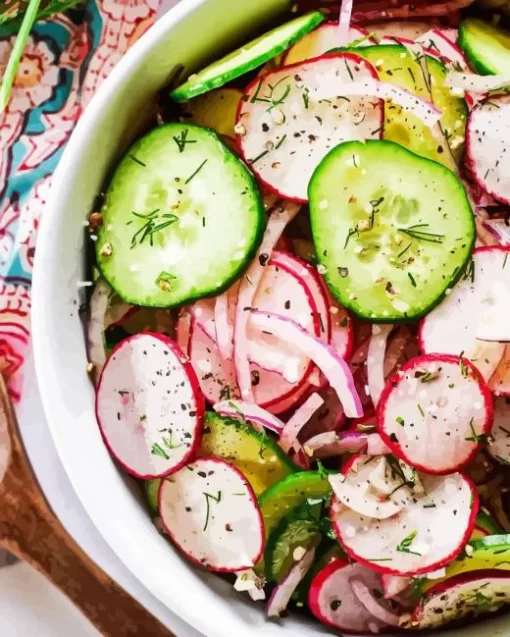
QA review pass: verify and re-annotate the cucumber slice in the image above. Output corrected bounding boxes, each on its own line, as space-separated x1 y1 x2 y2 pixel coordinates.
266 517 322 582
459 18 510 75
145 479 160 516
96 124 265 308
259 471 331 548
170 11 325 103
199 412 296 496
339 44 466 164
309 139 475 322
420 534 510 594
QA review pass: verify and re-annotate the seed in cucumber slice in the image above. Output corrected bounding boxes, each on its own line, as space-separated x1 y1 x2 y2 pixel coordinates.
145 479 160 516
266 517 322 582
199 412 297 496
338 44 466 165
309 139 475 322
459 18 510 76
96 124 265 308
169 11 325 103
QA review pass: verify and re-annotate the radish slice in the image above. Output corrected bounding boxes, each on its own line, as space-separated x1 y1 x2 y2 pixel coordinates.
350 579 402 627
338 0 354 47
87 278 112 374
214 292 232 361
466 96 510 205
189 321 240 404
313 77 442 127
382 574 411 599
213 400 284 434
279 392 324 453
477 279 510 342
159 457 264 572
378 354 493 475
329 455 409 520
189 298 217 343
283 22 371 66
420 247 509 382
272 251 332 344
487 397 510 465
411 570 510 630
331 454 478 576
237 53 383 202
308 558 389 634
267 545 316 618
96 333 205 479
416 29 469 69
367 324 393 407
249 311 363 418
235 204 300 402
447 72 510 92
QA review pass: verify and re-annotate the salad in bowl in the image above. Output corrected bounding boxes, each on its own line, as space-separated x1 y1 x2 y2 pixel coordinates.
84 1 510 633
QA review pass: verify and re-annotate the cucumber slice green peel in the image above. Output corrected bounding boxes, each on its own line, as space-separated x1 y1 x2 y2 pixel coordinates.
170 11 325 103
309 139 475 322
459 18 510 76
256 470 332 576
96 123 265 308
199 412 297 496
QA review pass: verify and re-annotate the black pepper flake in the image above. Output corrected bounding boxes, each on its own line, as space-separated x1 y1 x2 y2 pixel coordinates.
262 123 269 132
225 523 233 532
284 300 291 310
251 370 260 386
197 471 207 478
389 433 398 443
338 267 349 278
259 253 269 266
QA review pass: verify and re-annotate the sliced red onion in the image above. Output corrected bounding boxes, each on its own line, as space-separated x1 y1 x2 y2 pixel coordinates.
304 430 368 458
367 324 393 407
87 278 112 374
189 298 216 342
338 0 354 47
350 579 402 627
215 292 233 361
279 392 324 453
234 204 301 402
267 546 316 618
445 71 510 93
483 219 510 246
313 79 442 127
249 311 363 419
213 400 284 434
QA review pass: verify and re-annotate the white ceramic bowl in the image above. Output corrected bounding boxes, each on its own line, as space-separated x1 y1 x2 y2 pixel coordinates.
32 2 510 636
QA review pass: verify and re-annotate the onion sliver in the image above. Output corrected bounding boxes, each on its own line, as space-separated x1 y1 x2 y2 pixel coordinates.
367 324 393 407
313 79 442 127
249 311 363 418
213 400 284 434
279 392 324 453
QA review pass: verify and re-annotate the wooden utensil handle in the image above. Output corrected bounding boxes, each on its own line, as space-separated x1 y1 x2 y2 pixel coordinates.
4 495 174 637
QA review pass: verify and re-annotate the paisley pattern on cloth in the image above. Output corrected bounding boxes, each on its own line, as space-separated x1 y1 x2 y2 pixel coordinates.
0 0 159 401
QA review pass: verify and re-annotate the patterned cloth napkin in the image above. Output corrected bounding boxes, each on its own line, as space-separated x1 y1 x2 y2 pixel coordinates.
0 0 168 405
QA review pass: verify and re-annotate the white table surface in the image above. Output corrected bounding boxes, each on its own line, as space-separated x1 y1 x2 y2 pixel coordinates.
1 345 202 637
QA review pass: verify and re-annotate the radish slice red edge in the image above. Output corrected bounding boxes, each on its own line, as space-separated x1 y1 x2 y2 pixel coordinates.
213 400 283 434
237 53 383 203
410 569 510 630
330 454 479 576
159 457 264 572
234 204 300 402
377 354 494 475
267 545 316 618
249 311 363 419
466 95 510 205
419 246 509 383
308 558 389 634
95 332 205 479
279 392 324 453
